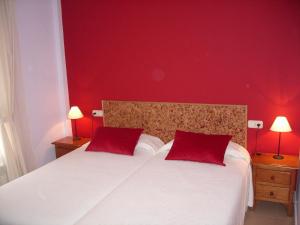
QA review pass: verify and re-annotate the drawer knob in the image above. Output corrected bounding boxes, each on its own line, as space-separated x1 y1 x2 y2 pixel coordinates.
269 191 274 196
270 176 275 180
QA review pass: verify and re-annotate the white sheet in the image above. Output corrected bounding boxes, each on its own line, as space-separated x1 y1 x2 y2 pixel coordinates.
76 150 252 225
0 142 156 225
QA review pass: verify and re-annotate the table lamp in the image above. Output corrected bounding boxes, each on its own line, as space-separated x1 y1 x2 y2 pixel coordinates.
68 106 83 140
270 116 292 160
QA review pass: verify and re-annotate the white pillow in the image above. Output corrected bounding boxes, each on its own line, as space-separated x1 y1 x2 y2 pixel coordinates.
135 134 165 155
224 141 250 163
157 139 174 154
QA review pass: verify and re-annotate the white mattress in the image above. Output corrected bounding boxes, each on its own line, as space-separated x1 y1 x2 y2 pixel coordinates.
76 150 252 225
0 143 154 225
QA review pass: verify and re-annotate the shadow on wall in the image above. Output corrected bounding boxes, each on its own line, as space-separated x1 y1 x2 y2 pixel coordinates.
33 120 71 169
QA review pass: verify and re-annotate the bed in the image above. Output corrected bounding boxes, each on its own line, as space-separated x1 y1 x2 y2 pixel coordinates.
76 142 252 225
0 137 161 225
0 100 252 225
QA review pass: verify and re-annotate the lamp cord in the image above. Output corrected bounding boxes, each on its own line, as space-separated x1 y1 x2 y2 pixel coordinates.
254 124 261 155
91 116 94 138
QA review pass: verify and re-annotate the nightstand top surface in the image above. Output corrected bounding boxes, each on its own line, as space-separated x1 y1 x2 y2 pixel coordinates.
52 136 90 147
252 153 300 170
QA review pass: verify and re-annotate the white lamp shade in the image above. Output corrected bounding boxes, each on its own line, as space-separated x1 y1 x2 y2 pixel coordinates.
68 106 83 119
270 116 292 132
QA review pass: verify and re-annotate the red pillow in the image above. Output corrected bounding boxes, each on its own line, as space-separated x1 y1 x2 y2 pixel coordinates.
165 130 232 166
86 127 143 155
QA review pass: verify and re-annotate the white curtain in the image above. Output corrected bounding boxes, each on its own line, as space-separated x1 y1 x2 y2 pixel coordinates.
0 0 26 185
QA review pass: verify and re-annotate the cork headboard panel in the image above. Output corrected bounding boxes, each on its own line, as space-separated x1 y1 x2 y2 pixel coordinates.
102 100 247 148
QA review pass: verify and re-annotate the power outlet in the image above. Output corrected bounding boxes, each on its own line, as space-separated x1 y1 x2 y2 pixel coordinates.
248 120 263 129
92 110 103 117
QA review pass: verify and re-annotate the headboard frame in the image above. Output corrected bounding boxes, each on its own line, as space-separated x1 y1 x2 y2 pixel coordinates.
102 100 247 147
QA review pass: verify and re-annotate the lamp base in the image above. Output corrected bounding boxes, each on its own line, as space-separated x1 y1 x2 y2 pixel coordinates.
273 154 284 160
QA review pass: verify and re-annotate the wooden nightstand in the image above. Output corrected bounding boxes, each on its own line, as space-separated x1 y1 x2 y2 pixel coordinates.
52 136 90 158
252 153 299 216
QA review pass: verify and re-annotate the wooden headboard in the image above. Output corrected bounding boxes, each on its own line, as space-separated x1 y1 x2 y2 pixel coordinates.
102 100 247 147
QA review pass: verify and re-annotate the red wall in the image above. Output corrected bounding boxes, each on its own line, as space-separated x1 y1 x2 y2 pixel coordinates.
61 0 300 155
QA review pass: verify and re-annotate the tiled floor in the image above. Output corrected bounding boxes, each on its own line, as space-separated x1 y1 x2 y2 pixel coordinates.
244 201 294 225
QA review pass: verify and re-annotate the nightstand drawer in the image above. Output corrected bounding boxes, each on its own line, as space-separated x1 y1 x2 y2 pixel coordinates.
256 184 289 202
256 168 291 185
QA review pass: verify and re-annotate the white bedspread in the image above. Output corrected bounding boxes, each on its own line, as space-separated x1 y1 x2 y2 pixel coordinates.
0 143 154 225
0 138 252 225
76 150 252 225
